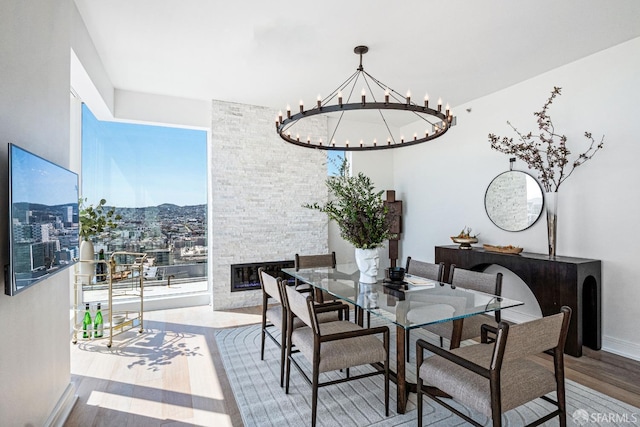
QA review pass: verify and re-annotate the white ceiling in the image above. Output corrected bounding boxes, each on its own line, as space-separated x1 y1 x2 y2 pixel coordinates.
74 0 640 113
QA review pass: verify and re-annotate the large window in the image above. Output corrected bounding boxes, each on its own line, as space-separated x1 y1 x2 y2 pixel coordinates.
327 150 345 176
81 104 208 297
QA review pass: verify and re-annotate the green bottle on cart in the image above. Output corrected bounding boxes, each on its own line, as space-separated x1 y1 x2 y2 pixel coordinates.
82 303 92 338
94 302 104 338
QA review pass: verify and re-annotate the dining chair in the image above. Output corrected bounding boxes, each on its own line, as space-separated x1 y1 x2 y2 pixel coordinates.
260 268 345 387
421 265 503 349
416 306 572 427
294 252 336 301
404 257 445 361
281 279 390 427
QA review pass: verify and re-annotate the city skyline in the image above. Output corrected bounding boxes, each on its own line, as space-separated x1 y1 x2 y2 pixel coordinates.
81 104 207 208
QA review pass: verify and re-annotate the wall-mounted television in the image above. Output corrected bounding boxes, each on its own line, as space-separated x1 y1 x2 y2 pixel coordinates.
5 143 79 296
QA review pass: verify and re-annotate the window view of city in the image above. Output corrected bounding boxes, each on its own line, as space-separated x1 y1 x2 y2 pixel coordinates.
81 104 208 296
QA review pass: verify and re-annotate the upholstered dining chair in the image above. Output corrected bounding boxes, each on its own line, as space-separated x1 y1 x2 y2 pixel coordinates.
294 252 336 301
421 265 503 349
281 279 390 427
404 257 445 361
416 306 572 427
259 268 345 387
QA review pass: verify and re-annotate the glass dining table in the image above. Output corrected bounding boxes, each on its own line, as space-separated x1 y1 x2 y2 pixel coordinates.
282 263 523 414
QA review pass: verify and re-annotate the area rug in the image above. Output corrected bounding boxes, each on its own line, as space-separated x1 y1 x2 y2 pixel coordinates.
214 323 639 426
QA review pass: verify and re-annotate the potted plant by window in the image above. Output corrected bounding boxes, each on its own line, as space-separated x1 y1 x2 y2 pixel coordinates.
305 158 393 283
78 198 121 282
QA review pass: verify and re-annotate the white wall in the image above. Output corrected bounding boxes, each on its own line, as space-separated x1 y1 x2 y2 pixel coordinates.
392 37 640 360
0 0 77 425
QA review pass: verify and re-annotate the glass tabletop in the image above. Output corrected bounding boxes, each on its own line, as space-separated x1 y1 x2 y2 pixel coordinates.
282 263 523 330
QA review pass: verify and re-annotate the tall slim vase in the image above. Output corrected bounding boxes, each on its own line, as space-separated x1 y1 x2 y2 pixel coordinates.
545 192 558 257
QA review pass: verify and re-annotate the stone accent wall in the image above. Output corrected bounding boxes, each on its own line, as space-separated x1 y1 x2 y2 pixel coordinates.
210 99 329 309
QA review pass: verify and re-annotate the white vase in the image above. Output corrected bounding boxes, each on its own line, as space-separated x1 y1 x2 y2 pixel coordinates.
79 240 95 285
355 247 380 284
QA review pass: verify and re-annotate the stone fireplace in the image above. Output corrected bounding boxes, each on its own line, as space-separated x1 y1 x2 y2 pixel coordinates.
210 99 329 309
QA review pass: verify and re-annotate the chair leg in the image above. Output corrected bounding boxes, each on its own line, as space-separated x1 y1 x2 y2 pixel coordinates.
385 339 390 416
557 366 567 426
280 321 287 387
417 377 423 427
260 317 266 361
311 365 319 427
285 337 292 394
406 329 411 362
439 336 444 348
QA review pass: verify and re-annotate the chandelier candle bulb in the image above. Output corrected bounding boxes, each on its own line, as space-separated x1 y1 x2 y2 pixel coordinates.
424 94 429 108
446 104 450 117
406 90 411 105
414 133 417 141
385 89 389 103
299 100 304 113
317 95 321 108
278 111 283 123
338 91 343 106
361 88 366 105
438 97 443 112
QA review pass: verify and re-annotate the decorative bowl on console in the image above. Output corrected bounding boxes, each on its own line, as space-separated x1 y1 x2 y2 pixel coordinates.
451 237 478 249
451 226 479 249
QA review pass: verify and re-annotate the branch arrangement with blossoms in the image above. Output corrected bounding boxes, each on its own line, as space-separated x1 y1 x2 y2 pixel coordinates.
488 86 604 192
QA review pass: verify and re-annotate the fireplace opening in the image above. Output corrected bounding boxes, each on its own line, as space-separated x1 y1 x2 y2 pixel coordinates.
230 260 294 292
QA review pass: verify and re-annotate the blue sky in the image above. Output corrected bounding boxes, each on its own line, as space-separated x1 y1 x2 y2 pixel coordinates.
82 104 207 208
11 144 78 206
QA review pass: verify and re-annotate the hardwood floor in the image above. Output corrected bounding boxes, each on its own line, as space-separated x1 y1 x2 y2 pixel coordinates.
66 305 640 426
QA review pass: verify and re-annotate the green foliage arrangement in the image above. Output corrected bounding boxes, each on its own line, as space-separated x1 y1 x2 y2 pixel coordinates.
78 198 121 241
304 158 392 249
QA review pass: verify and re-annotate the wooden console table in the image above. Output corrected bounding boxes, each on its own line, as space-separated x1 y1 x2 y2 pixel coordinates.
435 245 601 357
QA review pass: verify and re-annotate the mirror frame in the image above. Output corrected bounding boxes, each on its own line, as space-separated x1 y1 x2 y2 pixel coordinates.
484 170 544 232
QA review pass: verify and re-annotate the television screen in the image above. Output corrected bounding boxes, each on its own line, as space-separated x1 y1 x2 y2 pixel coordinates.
5 143 79 296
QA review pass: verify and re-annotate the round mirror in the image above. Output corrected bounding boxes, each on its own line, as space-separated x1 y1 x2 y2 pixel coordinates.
484 171 544 232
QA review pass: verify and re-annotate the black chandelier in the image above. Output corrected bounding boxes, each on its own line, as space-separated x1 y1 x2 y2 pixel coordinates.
276 45 455 151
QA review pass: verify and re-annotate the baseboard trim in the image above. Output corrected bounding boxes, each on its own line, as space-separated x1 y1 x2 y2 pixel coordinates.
45 382 78 427
602 336 640 362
